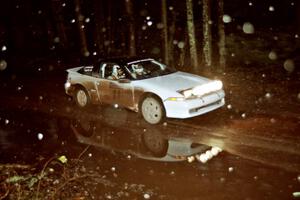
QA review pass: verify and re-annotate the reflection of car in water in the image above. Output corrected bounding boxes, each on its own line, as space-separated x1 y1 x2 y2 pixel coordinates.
71 116 222 162
65 57 225 124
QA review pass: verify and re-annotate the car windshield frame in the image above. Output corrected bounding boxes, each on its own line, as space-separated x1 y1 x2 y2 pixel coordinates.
125 59 176 80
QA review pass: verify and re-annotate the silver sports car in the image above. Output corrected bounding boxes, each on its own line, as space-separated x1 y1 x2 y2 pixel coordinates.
65 58 225 124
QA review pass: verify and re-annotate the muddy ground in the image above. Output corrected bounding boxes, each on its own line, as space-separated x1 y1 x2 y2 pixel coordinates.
0 59 300 199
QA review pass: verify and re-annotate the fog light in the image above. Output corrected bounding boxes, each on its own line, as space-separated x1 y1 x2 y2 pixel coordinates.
187 156 195 163
65 82 71 88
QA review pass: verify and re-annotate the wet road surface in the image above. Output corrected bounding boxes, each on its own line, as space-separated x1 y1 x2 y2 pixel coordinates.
0 69 300 199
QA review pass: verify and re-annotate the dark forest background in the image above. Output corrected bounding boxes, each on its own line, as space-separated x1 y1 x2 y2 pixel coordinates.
0 0 299 73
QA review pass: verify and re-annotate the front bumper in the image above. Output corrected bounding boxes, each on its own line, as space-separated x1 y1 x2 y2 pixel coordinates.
164 90 225 118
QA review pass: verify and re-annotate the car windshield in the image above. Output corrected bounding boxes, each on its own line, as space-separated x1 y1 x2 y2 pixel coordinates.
126 59 176 80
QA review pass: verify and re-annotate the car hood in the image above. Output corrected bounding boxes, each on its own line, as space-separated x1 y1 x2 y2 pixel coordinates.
132 71 211 98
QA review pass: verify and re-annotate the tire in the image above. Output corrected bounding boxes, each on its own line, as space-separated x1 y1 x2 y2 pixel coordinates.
74 87 90 108
142 129 168 157
140 95 165 124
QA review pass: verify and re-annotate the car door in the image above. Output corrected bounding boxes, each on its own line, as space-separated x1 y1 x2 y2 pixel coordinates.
97 63 135 110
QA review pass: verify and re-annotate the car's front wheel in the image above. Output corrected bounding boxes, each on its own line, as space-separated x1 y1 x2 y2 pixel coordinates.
74 87 90 108
141 95 165 124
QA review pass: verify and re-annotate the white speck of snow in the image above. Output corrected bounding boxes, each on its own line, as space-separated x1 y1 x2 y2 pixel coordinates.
88 153 92 157
147 21 153 26
62 3 66 7
93 51 97 56
177 41 185 49
227 104 232 109
37 133 44 140
249 2 253 6
262 74 266 78
156 23 164 29
169 6 174 11
84 51 90 57
265 93 271 98
268 51 277 60
144 193 151 199
173 40 178 45
269 6 275 11
228 167 234 172
146 16 151 20
53 37 60 43
85 18 90 23
111 167 116 172
231 53 235 57
295 34 299 38
242 22 255 34
17 86 22 91
297 175 300 182
39 96 43 100
297 93 300 100
241 113 246 118
127 155 131 159
0 60 7 71
38 10 42 14
222 15 232 23
270 118 276 123
2 45 7 51
291 2 295 6
81 25 85 29
114 104 119 109
273 36 278 40
283 59 295 73
163 122 168 126
142 25 147 30
5 119 9 125
71 19 75 23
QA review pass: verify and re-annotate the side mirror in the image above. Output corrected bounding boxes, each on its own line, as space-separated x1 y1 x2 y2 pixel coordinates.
118 79 131 84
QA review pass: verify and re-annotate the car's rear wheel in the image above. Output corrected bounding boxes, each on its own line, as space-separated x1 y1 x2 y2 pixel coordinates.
74 87 90 108
141 95 165 124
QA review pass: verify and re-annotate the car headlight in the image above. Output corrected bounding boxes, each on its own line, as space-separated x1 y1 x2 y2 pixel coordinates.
179 80 223 99
166 97 185 101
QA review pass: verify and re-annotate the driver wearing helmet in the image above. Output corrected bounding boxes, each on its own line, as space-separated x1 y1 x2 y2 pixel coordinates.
132 64 145 76
109 65 125 80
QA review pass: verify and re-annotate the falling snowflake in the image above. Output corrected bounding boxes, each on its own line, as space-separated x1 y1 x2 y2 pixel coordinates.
0 60 7 71
143 193 151 199
177 41 185 49
37 133 44 140
147 21 153 26
269 6 275 11
283 59 295 73
268 51 277 60
1 45 7 51
242 22 255 34
222 15 232 23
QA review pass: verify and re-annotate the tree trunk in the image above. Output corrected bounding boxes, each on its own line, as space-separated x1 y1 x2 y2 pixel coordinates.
162 0 169 64
74 0 89 57
93 0 105 56
168 9 176 67
218 0 226 71
125 0 136 56
203 0 212 68
186 0 198 72
50 0 68 50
